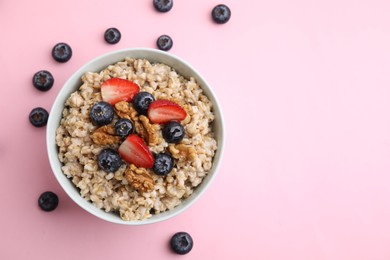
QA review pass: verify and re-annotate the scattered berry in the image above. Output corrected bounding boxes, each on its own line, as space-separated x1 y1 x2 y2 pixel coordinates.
38 191 59 212
148 99 186 124
153 153 174 175
156 35 173 51
90 101 115 126
162 121 185 143
52 42 72 63
29 107 49 127
32 70 54 91
153 0 173 12
170 232 193 255
98 148 123 173
133 92 155 115
101 78 140 105
118 134 154 169
211 4 231 24
104 28 121 44
115 118 134 137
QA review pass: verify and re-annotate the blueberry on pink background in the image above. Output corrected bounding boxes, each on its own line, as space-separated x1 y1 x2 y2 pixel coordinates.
170 232 194 255
32 70 54 91
52 42 72 62
38 191 59 212
153 0 173 12
212 4 231 24
156 35 173 51
29 107 49 127
104 28 121 44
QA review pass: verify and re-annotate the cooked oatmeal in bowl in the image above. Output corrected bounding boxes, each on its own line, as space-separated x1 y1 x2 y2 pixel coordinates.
47 48 224 225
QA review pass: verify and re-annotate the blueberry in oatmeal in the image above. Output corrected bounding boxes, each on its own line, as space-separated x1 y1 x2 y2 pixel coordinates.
133 92 155 115
156 35 173 51
104 28 121 44
90 101 115 126
153 0 173 13
29 107 49 127
52 42 72 63
211 4 231 24
32 70 54 91
98 148 122 173
115 118 134 137
153 153 174 175
162 121 185 143
170 232 193 255
38 191 59 212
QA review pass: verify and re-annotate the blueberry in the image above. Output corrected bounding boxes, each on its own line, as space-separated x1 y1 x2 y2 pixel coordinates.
153 153 174 176
104 28 121 44
170 232 193 255
29 107 49 127
32 70 54 91
38 191 59 212
153 0 173 12
162 121 185 143
97 148 122 173
115 118 134 137
90 101 114 126
211 4 231 24
157 35 173 51
52 42 72 63
133 92 155 115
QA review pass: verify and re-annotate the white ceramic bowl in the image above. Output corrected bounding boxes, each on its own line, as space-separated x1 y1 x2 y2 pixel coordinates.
47 48 225 225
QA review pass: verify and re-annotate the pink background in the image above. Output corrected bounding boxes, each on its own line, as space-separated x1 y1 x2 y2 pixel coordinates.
1 0 390 259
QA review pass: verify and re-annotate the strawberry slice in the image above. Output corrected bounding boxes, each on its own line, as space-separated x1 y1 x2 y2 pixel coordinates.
148 99 187 124
118 134 154 169
101 78 140 105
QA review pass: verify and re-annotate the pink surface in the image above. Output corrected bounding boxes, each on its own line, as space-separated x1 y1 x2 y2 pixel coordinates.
1 0 390 259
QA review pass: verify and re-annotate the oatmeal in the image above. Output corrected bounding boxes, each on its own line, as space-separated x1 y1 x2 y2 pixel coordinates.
56 58 217 221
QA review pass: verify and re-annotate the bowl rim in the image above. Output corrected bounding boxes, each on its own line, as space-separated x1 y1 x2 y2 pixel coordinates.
46 47 225 225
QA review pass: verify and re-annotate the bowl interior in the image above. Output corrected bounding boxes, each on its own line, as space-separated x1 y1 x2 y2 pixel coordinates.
47 48 224 225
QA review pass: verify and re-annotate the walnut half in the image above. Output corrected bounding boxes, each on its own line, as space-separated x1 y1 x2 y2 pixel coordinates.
124 164 155 193
114 101 137 121
139 115 160 146
90 125 121 145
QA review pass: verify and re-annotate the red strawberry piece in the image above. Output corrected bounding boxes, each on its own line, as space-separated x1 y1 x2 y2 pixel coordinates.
118 134 154 169
147 99 187 124
101 78 140 105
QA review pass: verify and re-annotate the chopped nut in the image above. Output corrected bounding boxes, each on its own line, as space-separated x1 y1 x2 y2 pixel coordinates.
168 144 196 161
133 120 148 141
125 164 154 193
139 115 160 146
114 101 138 121
90 125 121 145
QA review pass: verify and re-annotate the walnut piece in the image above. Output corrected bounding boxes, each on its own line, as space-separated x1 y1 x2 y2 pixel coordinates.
114 101 137 121
168 144 196 161
139 115 160 146
90 125 121 145
125 164 154 193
